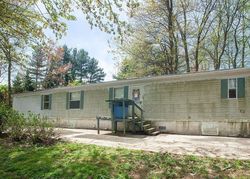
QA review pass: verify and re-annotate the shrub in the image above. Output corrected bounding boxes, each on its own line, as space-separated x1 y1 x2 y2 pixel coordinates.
6 110 27 141
0 85 8 105
0 103 56 145
0 103 10 134
25 113 56 145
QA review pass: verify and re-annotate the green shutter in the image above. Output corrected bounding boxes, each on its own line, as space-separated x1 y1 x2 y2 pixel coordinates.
41 95 44 110
80 91 84 109
109 88 114 108
221 79 228 99
66 92 70 109
124 86 129 99
237 78 245 98
48 94 52 109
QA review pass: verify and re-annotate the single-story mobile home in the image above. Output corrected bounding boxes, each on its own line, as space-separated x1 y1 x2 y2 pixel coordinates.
13 68 250 137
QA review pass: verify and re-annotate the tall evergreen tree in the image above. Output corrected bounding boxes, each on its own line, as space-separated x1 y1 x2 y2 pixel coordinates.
62 45 72 85
75 49 89 83
85 58 106 83
12 73 24 93
29 46 47 90
71 48 78 81
23 71 35 92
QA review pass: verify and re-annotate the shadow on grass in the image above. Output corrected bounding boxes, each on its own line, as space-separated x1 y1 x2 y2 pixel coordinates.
0 139 249 179
0 142 114 179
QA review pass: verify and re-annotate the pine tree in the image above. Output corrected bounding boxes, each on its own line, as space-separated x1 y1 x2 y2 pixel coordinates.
85 58 106 83
75 49 89 83
12 73 24 93
71 48 78 81
62 45 72 85
24 71 35 91
29 46 47 90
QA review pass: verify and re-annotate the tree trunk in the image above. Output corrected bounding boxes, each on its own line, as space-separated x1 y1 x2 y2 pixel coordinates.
7 56 12 106
194 38 200 71
166 0 175 74
241 15 246 68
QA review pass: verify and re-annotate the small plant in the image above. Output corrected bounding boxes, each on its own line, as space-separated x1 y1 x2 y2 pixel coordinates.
0 103 56 145
0 103 9 134
26 113 56 145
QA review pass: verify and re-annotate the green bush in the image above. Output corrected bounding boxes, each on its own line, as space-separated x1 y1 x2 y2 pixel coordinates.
0 103 10 134
25 113 56 145
0 103 56 145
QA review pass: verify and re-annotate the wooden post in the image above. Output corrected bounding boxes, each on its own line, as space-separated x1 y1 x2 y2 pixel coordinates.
141 110 143 131
132 102 135 133
97 116 100 134
123 100 126 135
111 101 115 134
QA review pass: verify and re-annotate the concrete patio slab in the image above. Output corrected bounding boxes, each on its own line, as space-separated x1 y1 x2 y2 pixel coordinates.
56 128 250 160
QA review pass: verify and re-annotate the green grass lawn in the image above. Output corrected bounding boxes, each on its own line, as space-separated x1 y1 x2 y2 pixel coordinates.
0 139 249 179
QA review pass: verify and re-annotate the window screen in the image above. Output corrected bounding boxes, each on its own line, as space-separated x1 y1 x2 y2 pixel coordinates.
114 88 124 99
228 78 237 98
43 95 51 110
69 92 80 109
132 89 140 101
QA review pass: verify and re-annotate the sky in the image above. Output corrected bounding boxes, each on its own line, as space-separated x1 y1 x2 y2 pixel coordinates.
52 14 117 81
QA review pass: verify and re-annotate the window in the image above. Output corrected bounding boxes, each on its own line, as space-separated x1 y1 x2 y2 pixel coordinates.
132 89 140 101
228 78 237 98
221 78 245 99
41 94 51 110
69 92 81 109
114 88 124 99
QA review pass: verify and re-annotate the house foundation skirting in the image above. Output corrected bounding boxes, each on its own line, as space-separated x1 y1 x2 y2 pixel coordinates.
51 117 250 137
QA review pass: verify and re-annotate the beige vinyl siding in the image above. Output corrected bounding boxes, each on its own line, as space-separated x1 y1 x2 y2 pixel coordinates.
143 78 249 122
12 70 250 136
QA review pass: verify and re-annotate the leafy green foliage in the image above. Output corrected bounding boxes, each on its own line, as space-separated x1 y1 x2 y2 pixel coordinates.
23 71 35 92
75 49 89 82
0 102 10 133
0 103 55 145
0 142 249 178
116 0 250 79
12 73 24 94
0 0 139 105
0 85 8 105
59 46 106 84
29 46 47 90
85 58 106 83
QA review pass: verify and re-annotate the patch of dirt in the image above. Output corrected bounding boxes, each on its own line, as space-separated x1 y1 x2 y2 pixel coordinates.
224 169 250 178
130 165 149 179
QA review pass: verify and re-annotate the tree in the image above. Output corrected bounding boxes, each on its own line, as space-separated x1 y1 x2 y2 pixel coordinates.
0 0 139 105
176 0 192 72
115 57 145 79
115 0 250 79
62 45 72 85
0 85 8 105
42 43 67 89
23 71 35 92
29 46 47 90
12 73 24 94
0 1 139 44
75 49 89 83
71 48 78 81
0 36 26 106
85 58 106 83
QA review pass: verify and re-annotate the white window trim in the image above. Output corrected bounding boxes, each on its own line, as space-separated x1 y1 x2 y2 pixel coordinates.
228 78 237 99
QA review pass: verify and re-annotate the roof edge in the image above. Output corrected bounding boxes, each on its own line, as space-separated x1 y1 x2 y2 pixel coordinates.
13 68 250 97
